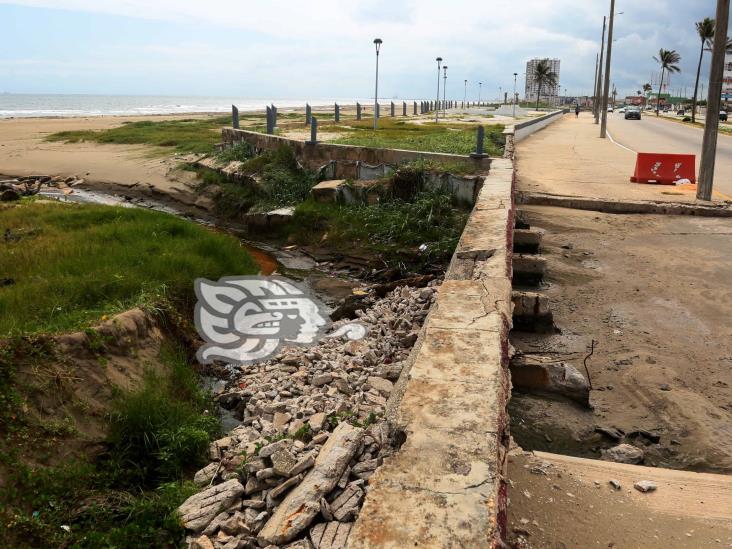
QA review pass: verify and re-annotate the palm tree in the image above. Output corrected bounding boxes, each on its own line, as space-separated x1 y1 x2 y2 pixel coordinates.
531 59 558 111
643 83 652 106
692 18 715 123
653 49 681 116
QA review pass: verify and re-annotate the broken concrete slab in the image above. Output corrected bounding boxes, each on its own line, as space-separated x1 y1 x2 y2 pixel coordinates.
511 291 555 333
509 354 590 407
178 479 245 532
310 521 353 549
311 179 346 203
258 422 363 545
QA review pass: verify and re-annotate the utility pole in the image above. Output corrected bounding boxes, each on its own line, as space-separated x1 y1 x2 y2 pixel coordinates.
600 0 615 138
595 16 607 124
698 0 730 200
593 53 600 116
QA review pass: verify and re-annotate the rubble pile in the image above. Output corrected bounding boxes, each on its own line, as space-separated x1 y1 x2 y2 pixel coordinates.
0 175 85 201
179 283 439 549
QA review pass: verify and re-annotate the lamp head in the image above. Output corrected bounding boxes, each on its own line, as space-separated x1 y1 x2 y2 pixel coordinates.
374 38 382 53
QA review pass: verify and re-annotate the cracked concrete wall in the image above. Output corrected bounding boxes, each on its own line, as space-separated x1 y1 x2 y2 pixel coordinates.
221 128 493 176
349 159 515 548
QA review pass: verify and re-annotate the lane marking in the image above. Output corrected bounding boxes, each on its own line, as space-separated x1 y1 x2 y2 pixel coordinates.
606 128 636 154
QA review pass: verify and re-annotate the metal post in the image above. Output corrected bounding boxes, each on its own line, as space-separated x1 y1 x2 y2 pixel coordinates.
356 102 362 120
513 73 518 118
600 2 615 138
266 106 273 134
464 79 467 109
592 53 600 117
414 101 418 115
479 82 482 104
308 116 318 144
595 16 607 124
443 65 448 118
335 103 340 122
698 0 730 200
374 38 382 130
232 105 239 129
435 57 443 123
391 101 395 117
403 101 407 116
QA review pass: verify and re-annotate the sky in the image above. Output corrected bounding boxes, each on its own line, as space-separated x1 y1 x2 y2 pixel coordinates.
0 0 726 99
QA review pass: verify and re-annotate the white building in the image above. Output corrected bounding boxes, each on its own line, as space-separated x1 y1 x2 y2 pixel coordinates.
723 52 732 103
525 58 561 104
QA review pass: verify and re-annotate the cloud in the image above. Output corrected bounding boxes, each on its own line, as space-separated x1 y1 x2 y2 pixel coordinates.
0 0 723 97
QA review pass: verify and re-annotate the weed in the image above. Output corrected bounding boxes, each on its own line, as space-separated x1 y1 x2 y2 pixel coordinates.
46 117 231 155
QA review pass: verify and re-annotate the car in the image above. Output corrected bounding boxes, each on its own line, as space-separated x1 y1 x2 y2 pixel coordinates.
721 111 728 122
625 106 642 120
607 106 614 112
618 107 627 113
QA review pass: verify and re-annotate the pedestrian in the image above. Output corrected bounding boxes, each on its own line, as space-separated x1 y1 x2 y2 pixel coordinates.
575 104 580 118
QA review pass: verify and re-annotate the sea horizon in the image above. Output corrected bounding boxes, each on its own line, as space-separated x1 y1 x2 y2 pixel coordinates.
0 93 415 119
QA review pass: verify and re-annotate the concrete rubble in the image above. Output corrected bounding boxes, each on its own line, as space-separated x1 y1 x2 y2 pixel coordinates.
178 283 439 548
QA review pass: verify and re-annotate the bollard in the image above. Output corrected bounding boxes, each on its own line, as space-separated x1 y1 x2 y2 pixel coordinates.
232 105 240 129
403 101 407 116
271 104 278 129
470 125 488 158
414 101 418 115
390 101 395 117
306 103 312 126
308 116 318 144
356 102 362 120
335 103 340 123
266 106 274 134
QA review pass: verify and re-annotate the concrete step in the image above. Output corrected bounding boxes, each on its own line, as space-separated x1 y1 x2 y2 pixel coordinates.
511 291 555 333
513 228 545 254
512 254 547 286
509 354 590 407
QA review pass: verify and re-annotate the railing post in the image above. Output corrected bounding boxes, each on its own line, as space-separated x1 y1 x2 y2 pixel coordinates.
266 106 274 134
335 103 340 123
232 105 239 129
390 101 395 117
271 104 277 129
306 103 312 126
307 116 318 144
356 102 362 120
470 125 487 158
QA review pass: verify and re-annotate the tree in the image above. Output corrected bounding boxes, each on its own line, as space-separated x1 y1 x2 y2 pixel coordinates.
531 59 558 111
653 49 682 116
643 83 652 105
692 18 715 123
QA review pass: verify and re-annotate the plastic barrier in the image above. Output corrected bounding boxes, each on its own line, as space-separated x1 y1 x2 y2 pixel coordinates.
630 153 696 185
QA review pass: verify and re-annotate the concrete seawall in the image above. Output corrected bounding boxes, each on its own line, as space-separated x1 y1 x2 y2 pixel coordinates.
349 159 515 547
221 128 493 178
503 110 568 159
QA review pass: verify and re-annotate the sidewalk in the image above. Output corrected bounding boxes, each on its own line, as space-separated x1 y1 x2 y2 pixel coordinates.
516 114 730 204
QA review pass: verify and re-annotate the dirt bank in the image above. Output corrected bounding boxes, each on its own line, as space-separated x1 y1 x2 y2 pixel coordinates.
510 206 732 473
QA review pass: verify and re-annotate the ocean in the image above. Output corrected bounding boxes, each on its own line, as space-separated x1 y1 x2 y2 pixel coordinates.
0 94 383 119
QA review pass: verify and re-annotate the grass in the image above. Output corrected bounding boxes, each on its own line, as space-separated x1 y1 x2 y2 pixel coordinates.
326 118 505 156
0 344 216 549
291 187 469 271
194 145 317 217
46 116 231 155
0 201 258 336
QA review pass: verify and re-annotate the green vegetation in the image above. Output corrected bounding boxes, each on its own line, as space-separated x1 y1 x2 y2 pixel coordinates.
195 145 317 216
326 118 505 156
0 344 215 549
292 186 469 271
46 116 232 155
0 201 258 335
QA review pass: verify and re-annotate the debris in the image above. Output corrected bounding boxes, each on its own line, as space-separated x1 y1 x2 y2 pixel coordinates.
609 479 622 491
633 480 657 493
178 479 245 532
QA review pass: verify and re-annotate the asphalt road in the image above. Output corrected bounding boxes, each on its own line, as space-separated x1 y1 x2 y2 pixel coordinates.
606 113 732 197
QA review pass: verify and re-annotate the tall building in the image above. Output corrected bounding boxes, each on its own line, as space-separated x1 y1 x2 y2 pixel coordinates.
525 58 561 104
723 52 732 104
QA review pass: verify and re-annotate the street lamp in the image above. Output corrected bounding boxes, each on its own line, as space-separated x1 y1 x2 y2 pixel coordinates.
373 38 382 130
443 65 448 118
479 82 482 104
435 57 442 123
513 72 518 118
499 86 503 104
464 79 468 108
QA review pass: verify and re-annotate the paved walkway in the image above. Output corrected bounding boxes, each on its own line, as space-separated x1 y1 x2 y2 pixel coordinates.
516 114 731 203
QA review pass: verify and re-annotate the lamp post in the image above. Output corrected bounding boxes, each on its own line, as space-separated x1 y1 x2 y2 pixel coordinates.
373 38 382 130
594 16 607 124
464 79 468 108
479 82 482 104
600 0 616 138
443 65 448 118
513 72 518 118
435 57 442 123
499 86 503 104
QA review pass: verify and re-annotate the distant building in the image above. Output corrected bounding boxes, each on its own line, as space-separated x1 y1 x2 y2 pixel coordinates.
625 96 645 106
525 58 561 104
723 52 732 103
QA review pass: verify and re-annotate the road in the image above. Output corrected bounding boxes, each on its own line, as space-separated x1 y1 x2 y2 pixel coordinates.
606 113 732 197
